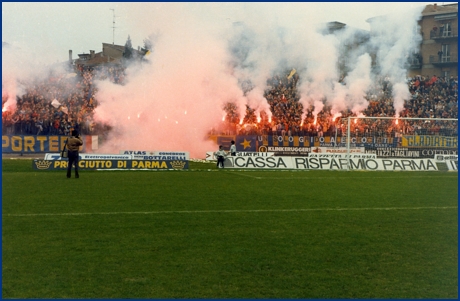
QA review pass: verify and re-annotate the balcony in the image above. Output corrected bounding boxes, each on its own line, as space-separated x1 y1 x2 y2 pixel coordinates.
429 53 458 66
430 29 458 40
408 57 422 69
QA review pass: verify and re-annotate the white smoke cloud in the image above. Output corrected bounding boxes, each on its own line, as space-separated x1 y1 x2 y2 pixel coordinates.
367 6 424 117
2 3 426 158
294 5 423 122
94 3 249 157
343 53 372 115
2 43 69 111
297 29 341 121
94 3 424 157
94 3 327 157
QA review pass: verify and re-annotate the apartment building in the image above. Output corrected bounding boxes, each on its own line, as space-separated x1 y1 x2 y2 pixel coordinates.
415 3 458 78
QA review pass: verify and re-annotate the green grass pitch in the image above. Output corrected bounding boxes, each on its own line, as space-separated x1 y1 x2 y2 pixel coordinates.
2 159 458 298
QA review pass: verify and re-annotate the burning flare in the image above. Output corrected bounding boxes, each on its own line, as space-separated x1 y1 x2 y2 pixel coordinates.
332 112 342 122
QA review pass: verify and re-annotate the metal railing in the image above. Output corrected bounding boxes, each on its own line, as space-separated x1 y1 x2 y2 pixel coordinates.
429 53 458 64
408 57 422 68
429 28 458 39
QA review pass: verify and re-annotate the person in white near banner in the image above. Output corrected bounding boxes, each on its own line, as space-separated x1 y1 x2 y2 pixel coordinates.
214 145 228 168
230 140 236 156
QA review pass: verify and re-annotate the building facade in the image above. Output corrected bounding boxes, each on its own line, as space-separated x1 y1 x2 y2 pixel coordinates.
415 3 458 78
69 43 147 69
367 3 457 78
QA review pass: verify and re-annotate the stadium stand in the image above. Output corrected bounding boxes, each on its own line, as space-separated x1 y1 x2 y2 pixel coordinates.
2 66 457 137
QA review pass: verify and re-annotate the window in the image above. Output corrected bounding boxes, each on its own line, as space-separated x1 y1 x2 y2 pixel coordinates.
441 44 450 62
441 23 452 37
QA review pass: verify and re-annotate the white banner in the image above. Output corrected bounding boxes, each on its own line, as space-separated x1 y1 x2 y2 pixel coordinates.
311 147 365 154
51 98 61 108
206 151 274 161
120 150 154 155
119 150 190 160
225 156 438 171
265 146 311 153
446 160 458 171
45 153 134 160
434 154 458 162
206 152 218 161
308 153 377 159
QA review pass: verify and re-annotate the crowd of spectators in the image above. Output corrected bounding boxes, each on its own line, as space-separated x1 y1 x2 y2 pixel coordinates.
2 63 458 139
219 70 458 138
2 64 125 136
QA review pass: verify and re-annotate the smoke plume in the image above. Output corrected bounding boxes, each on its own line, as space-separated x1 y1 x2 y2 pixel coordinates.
3 3 425 158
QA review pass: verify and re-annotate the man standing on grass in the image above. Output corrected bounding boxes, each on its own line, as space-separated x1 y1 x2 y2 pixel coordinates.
66 130 83 178
214 145 227 168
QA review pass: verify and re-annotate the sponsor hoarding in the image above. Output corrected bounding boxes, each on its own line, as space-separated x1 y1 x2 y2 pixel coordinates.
206 151 274 161
367 147 458 158
45 153 134 160
2 135 98 153
403 135 457 148
310 147 365 154
119 150 190 160
446 160 458 171
308 153 377 159
33 159 188 170
257 135 399 148
264 146 311 156
3 135 69 153
225 156 438 171
434 154 458 162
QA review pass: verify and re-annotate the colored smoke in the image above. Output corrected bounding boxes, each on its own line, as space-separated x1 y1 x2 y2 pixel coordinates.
2 3 425 158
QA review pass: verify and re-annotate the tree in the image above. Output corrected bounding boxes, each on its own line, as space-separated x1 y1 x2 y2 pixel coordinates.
143 37 153 52
123 35 134 60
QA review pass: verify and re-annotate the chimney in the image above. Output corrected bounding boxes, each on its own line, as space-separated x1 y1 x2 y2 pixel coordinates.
90 50 95 59
69 50 72 62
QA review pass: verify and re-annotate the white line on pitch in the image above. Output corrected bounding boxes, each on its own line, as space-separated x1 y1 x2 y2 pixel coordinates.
3 206 457 217
228 175 457 180
227 172 262 179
